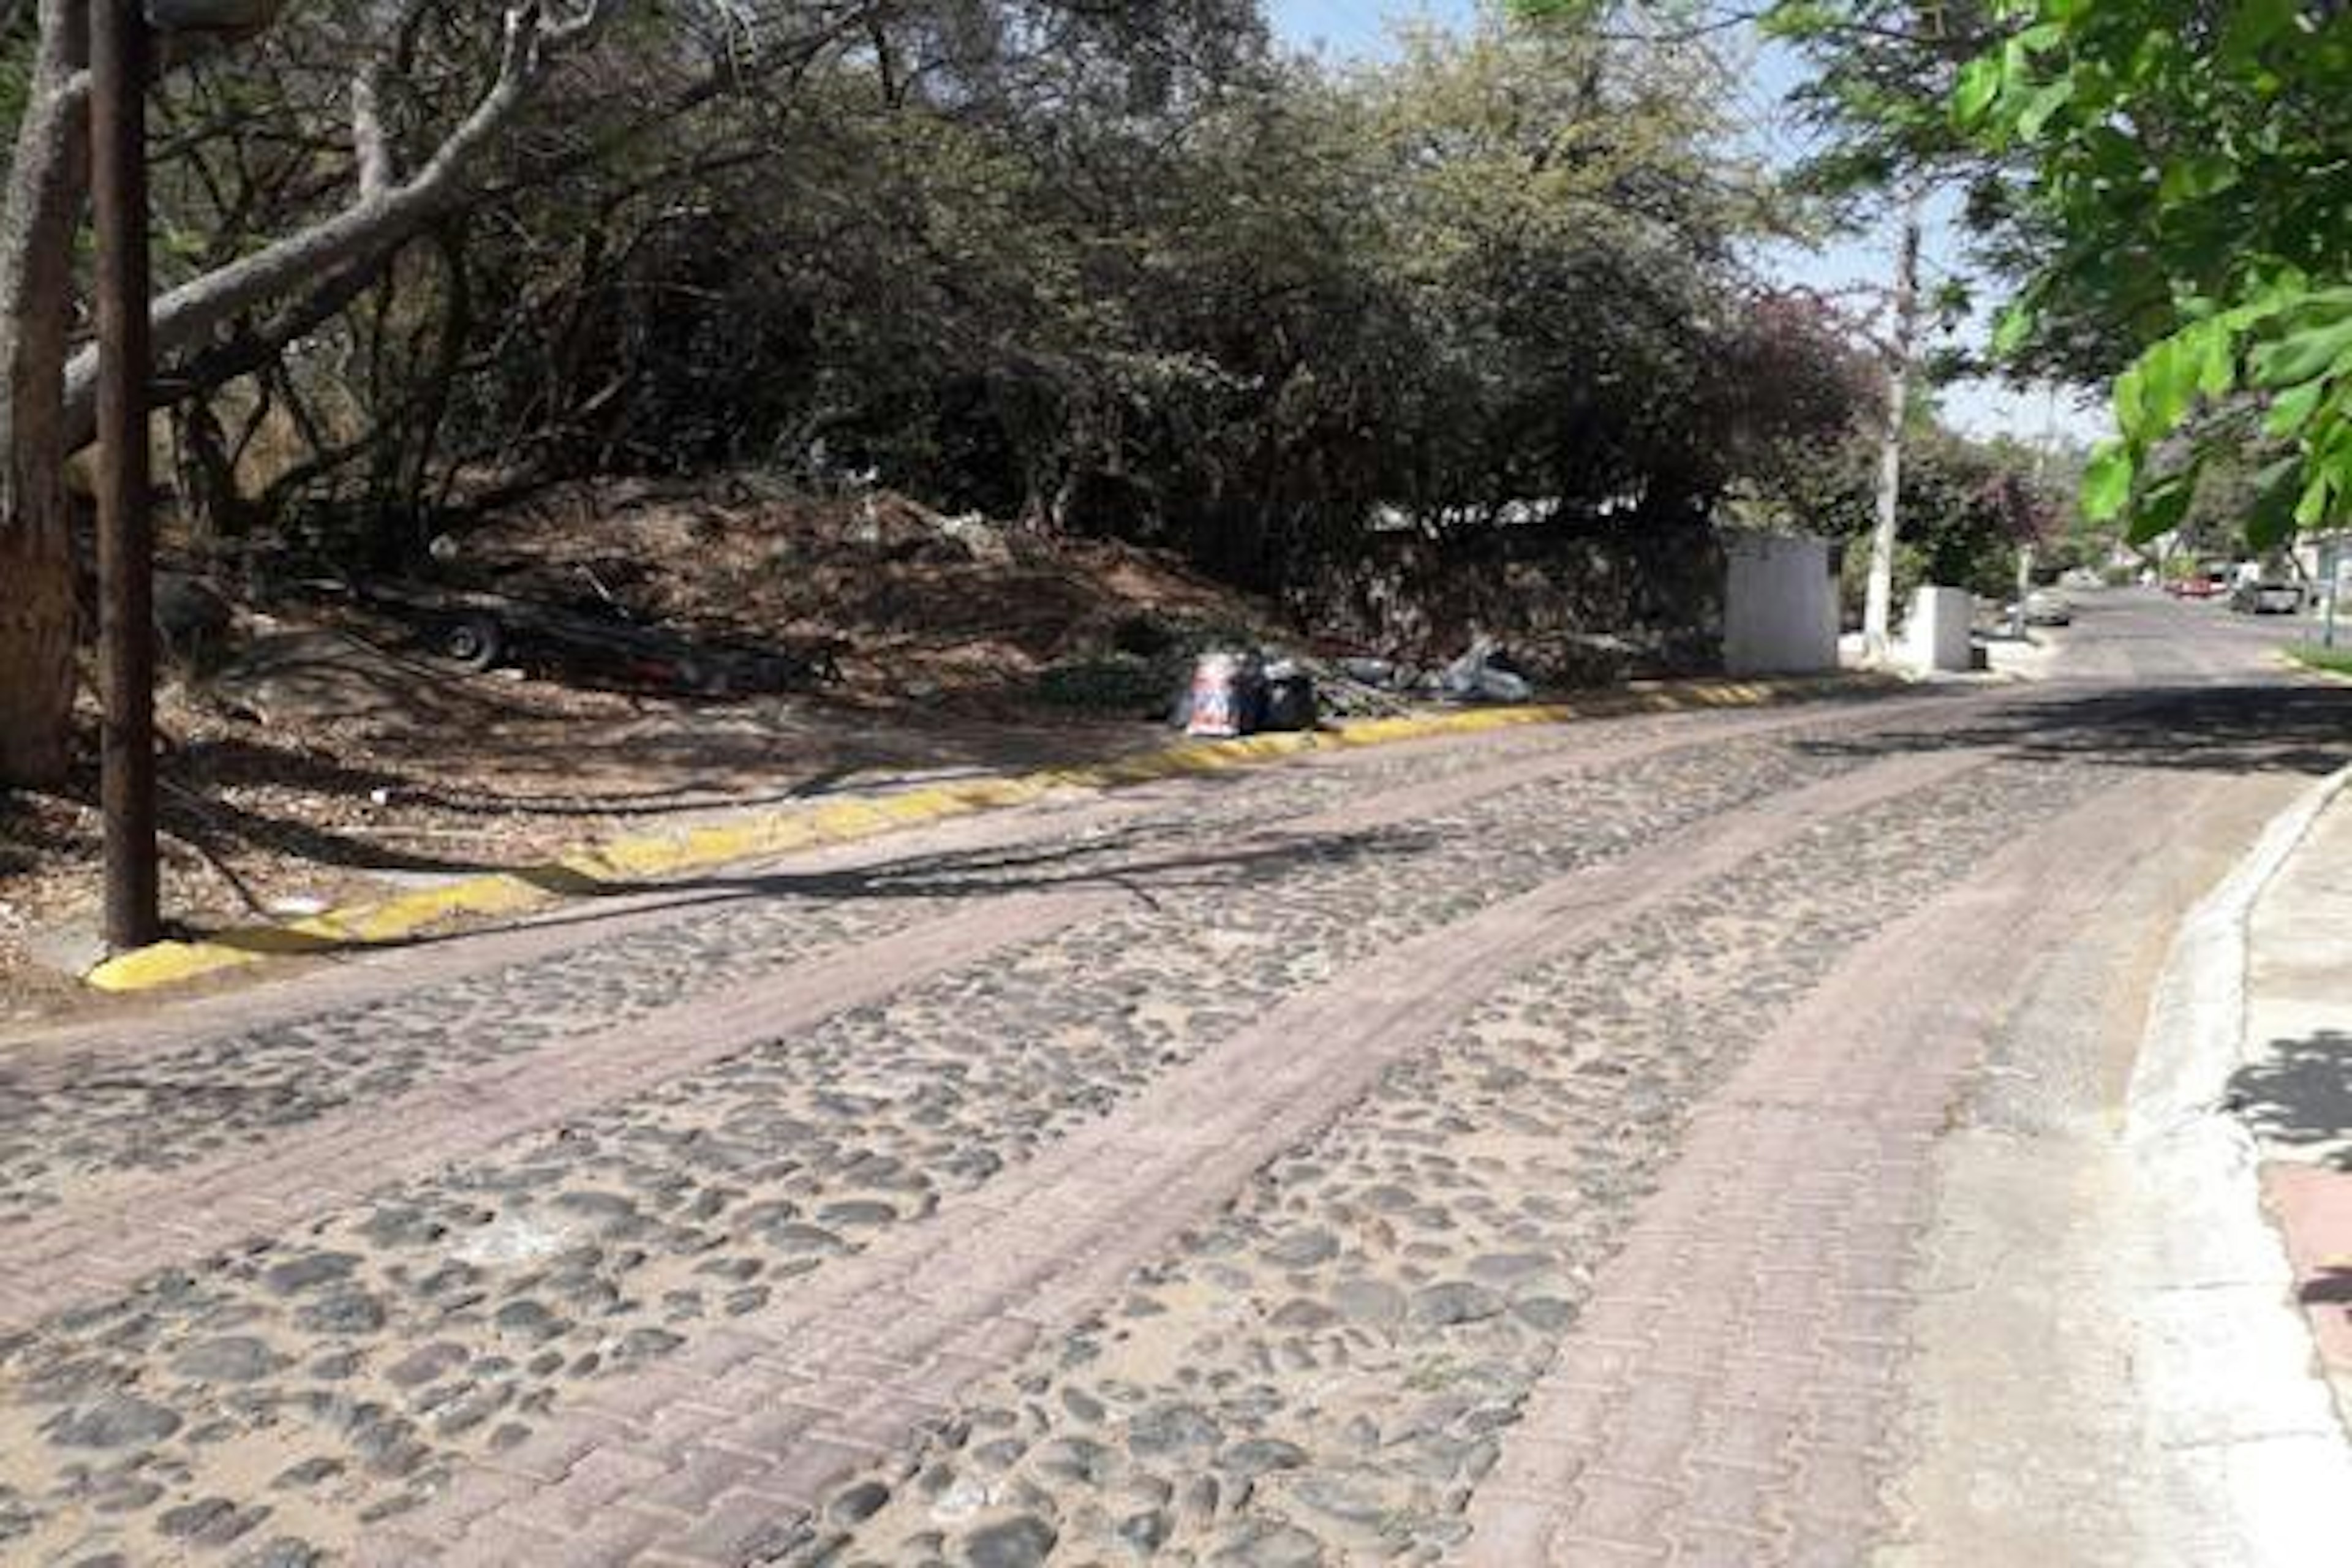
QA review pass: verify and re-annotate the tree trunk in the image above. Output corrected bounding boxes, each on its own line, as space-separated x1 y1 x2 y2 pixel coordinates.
0 517 78 786
0 0 91 788
1863 189 1921 663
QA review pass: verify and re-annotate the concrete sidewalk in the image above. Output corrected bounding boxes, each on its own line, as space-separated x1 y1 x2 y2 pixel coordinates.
2244 780 2352 1429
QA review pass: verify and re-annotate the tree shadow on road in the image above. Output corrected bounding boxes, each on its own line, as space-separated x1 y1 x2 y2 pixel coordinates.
188 807 1444 959
2225 1030 2352 1170
1796 685 2352 778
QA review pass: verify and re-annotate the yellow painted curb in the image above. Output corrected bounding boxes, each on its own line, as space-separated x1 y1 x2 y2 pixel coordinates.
85 673 1890 995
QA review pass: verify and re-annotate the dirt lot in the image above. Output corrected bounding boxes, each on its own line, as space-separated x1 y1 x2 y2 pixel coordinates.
0 482 1295 1020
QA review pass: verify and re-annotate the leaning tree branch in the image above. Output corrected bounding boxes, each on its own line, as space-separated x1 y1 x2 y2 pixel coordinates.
151 243 405 408
59 0 625 451
0 0 91 509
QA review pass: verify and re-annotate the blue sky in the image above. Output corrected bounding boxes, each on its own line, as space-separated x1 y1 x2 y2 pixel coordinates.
1262 1 2110 447
1267 0 1473 49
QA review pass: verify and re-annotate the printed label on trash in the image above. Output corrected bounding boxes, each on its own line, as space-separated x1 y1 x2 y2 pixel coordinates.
1187 661 1243 738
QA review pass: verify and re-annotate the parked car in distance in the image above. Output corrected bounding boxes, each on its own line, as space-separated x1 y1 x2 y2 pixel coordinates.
2021 589 2073 626
2229 579 2304 615
2172 571 2227 599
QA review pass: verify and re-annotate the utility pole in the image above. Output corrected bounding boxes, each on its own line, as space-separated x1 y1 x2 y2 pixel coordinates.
91 0 159 949
2326 540 2342 650
1863 187 1923 665
2014 382 2056 638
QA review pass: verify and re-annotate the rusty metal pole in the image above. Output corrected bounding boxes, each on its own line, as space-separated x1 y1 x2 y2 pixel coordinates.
92 0 160 949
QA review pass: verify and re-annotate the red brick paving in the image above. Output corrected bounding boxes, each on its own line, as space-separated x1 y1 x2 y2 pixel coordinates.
2261 1163 2352 1381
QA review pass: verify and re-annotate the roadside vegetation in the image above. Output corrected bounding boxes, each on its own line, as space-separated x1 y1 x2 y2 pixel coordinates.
2287 644 2352 679
9 0 2344 974
0 0 2100 793
1766 0 2351 553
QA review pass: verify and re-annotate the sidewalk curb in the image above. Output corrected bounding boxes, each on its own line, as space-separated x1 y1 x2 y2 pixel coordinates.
85 672 1898 995
2128 763 2352 1134
2120 760 2352 1532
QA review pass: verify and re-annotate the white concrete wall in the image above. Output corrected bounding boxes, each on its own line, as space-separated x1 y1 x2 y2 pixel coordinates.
2295 533 2348 600
1907 586 1975 673
1722 533 1838 676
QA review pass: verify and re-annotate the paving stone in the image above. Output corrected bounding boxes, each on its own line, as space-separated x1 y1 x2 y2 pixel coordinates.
1128 1403 1223 1458
45 1394 183 1449
168 1336 281 1384
262 1254 361 1296
1410 1281 1505 1327
962 1513 1058 1567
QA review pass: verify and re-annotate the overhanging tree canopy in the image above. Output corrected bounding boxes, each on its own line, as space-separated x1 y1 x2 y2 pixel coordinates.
1954 0 2352 545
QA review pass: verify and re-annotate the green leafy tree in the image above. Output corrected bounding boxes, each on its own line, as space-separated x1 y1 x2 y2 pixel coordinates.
1956 0 2352 544
1782 407 2059 608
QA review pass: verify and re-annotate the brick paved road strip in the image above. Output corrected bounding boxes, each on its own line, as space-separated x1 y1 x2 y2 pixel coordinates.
1459 772 2193 1568
777 757 2089 1567
368 745 1992 1566
0 699 1974 1566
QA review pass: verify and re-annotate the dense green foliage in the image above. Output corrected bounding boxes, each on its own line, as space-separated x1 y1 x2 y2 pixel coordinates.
1756 405 2062 606
1765 1 1996 194
1760 1 2144 383
1760 0 2346 554
76 1 1872 594
1954 0 2352 546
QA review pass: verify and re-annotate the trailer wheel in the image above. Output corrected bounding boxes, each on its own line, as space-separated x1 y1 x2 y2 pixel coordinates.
677 654 729 696
437 614 503 672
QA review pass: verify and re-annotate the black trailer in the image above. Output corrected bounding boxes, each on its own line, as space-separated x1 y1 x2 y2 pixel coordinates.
303 576 840 696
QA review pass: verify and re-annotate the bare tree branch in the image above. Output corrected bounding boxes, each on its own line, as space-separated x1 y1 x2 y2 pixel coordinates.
59 0 628 450
351 67 393 197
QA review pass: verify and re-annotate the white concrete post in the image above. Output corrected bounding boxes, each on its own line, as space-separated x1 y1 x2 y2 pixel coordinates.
1906 586 1973 673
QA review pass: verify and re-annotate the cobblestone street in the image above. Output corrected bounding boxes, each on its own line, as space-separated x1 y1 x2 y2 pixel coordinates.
2 594 2348 1567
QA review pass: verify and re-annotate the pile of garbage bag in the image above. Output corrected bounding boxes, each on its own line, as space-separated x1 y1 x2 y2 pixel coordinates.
1433 635 1534 704
1334 636 1534 706
1175 635 1534 738
1178 649 1319 737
